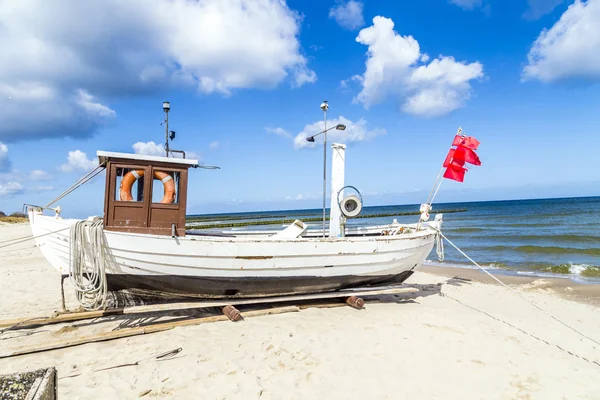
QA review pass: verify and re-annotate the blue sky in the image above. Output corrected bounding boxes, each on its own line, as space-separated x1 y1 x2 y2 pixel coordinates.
1 0 599 217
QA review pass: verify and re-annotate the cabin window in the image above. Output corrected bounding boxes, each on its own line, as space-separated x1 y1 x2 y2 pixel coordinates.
152 170 180 204
115 167 145 202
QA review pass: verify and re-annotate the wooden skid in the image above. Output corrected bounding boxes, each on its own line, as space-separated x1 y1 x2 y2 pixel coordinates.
0 285 418 330
0 306 300 359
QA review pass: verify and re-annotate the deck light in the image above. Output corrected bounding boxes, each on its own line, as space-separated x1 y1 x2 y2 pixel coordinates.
163 101 171 113
305 124 346 142
303 109 347 237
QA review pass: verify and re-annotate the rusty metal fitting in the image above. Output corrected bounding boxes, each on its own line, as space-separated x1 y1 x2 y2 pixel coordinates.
345 296 365 309
222 305 243 321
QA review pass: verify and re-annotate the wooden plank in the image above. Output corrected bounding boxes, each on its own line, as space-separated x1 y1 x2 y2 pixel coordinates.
0 306 299 359
0 286 418 330
0 309 123 330
24 377 43 400
31 368 57 400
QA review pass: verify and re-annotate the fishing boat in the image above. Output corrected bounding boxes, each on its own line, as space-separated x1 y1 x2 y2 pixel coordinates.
26 104 442 309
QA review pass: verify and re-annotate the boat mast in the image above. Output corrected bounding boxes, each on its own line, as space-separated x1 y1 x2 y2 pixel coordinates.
320 100 328 238
163 101 171 157
162 101 185 158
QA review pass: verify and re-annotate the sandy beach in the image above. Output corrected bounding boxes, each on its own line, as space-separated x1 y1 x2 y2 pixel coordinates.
1 223 599 399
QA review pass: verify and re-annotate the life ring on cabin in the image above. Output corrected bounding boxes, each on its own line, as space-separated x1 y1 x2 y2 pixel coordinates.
119 170 176 204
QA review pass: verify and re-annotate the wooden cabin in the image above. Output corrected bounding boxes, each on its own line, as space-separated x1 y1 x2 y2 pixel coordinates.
98 151 199 237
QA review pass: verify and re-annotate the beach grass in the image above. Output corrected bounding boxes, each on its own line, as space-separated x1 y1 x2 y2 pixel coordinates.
0 216 28 224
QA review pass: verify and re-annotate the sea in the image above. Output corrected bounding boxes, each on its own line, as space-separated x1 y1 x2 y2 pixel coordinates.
188 196 600 283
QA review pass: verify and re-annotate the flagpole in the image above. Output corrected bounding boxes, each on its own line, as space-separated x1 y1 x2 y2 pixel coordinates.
417 127 464 230
425 166 445 206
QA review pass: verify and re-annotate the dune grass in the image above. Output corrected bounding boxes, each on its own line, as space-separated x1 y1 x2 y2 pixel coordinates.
0 216 28 224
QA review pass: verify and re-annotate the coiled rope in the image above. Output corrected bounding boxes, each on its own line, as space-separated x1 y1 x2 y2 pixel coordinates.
69 220 108 310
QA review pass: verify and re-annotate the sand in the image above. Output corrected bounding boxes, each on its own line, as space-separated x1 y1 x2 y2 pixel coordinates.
1 224 599 399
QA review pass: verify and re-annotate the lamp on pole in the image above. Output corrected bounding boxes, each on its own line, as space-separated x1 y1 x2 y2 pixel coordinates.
306 108 347 238
163 101 171 157
320 101 328 237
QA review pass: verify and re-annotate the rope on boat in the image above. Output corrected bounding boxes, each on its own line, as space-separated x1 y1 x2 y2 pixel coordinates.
69 220 108 310
440 292 600 367
44 162 106 210
436 229 600 348
0 227 70 249
435 231 444 261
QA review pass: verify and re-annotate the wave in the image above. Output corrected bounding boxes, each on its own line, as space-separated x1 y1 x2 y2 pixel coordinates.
536 263 600 278
425 260 600 279
472 234 600 243
481 222 555 228
446 227 485 233
477 245 600 256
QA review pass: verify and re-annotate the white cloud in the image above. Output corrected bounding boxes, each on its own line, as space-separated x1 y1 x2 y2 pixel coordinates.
29 170 53 181
30 185 55 192
523 0 564 20
340 75 363 91
0 182 24 197
59 150 96 172
293 116 385 150
0 161 54 196
185 151 201 161
266 127 292 138
132 141 164 157
209 141 220 150
293 69 317 87
133 141 201 160
352 16 483 117
522 0 600 82
448 0 483 10
329 1 365 30
75 89 116 118
284 193 319 201
0 0 315 142
0 143 10 172
0 83 116 143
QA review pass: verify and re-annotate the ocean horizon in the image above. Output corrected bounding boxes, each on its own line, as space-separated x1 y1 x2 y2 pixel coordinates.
188 196 600 283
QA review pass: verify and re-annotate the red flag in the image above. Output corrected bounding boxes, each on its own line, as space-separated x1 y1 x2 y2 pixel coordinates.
443 162 467 182
452 135 480 150
456 145 481 166
443 149 454 167
443 148 466 168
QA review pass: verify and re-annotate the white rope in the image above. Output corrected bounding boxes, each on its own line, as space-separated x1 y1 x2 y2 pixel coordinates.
44 162 106 209
0 227 70 249
69 220 108 310
437 230 600 347
435 231 444 261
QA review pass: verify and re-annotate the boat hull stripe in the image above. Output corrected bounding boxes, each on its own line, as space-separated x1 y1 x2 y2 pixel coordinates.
106 270 415 298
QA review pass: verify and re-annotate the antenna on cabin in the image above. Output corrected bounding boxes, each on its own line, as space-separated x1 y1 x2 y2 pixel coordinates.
163 101 171 157
162 101 186 159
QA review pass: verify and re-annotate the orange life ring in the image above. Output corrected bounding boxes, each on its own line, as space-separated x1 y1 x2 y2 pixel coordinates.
119 170 176 204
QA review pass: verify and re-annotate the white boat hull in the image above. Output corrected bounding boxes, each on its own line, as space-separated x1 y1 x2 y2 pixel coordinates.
28 211 438 298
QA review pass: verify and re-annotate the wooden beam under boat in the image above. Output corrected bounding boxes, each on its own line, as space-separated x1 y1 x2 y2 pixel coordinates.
0 285 419 330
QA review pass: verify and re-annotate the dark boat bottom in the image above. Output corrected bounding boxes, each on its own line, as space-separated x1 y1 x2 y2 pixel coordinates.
106 271 415 299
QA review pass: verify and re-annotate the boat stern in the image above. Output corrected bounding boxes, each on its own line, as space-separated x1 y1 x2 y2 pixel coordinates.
26 206 73 275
